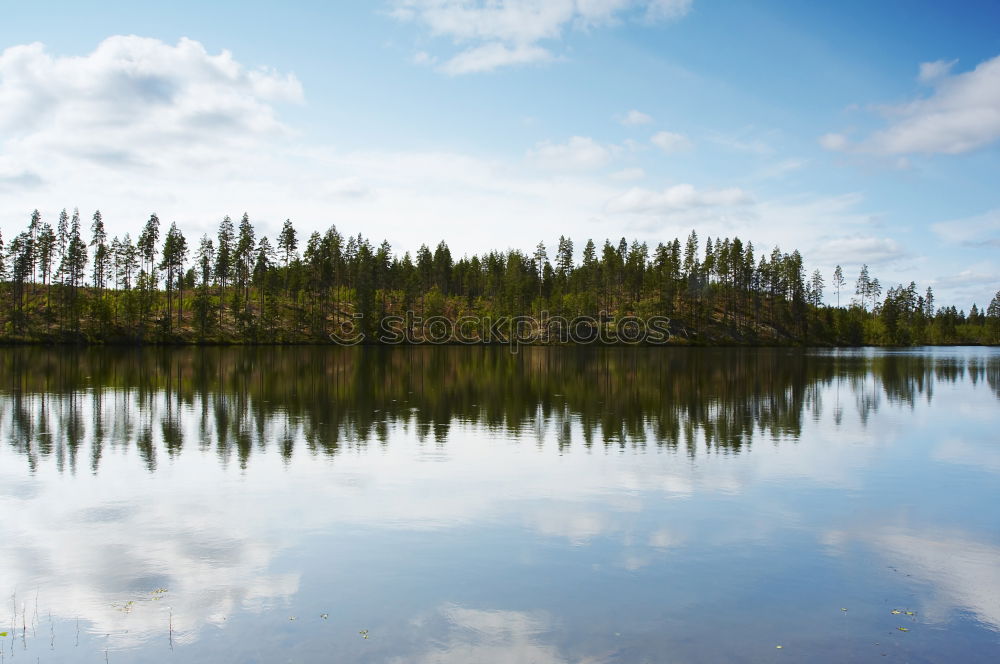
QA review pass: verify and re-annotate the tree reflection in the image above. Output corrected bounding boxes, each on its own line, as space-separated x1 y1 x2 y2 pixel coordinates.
1 347 996 473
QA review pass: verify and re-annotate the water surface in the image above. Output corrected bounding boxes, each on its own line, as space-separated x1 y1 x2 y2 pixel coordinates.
1 346 998 662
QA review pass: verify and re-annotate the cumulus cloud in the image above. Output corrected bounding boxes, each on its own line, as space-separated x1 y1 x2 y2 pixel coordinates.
650 130 692 152
606 183 751 214
0 36 303 172
619 109 653 126
389 0 693 74
820 53 1000 155
528 135 616 169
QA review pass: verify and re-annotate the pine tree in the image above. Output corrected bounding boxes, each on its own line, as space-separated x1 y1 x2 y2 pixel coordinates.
55 209 69 286
277 219 298 293
832 265 844 308
555 235 574 289
27 209 41 284
215 216 235 326
855 264 870 310
196 235 215 287
91 210 110 294
533 241 548 300
235 213 255 309
160 222 188 329
809 269 824 306
36 223 56 307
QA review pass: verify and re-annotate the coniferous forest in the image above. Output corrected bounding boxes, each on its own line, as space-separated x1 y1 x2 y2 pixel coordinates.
1 208 998 346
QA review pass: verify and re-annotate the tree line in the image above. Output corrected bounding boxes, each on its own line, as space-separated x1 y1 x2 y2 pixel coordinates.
1 208 998 345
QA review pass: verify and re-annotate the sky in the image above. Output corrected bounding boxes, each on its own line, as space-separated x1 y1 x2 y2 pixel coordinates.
0 0 998 307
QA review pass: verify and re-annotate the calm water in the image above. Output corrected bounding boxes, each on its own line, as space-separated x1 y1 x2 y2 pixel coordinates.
1 346 998 663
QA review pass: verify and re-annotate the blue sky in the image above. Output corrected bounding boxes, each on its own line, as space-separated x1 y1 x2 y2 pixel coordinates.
1 0 998 307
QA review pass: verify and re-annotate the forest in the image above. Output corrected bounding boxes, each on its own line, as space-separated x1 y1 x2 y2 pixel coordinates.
1 208 998 345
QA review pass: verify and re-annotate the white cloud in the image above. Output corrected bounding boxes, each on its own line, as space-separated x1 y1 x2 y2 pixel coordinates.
931 208 1000 248
650 130 692 152
818 132 848 151
708 131 774 155
528 135 616 169
407 605 567 664
439 42 552 74
389 0 692 74
648 528 683 549
609 167 645 180
619 109 653 126
323 176 371 199
0 167 42 191
810 234 906 264
530 509 610 544
930 263 1000 294
821 53 1000 155
867 528 1000 631
644 0 693 21
753 158 809 180
0 36 302 174
412 50 437 66
606 183 751 214
918 58 958 84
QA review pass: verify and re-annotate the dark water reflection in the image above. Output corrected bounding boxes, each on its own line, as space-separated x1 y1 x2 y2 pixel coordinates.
1 346 998 663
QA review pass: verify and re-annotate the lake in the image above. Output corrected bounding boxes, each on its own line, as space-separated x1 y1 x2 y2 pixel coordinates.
1 346 998 663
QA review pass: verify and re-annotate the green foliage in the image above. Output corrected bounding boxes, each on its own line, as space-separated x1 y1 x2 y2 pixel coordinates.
1 210 996 346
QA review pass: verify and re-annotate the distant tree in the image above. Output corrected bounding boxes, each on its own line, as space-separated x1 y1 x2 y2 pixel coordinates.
196 235 215 287
832 265 844 308
137 213 160 286
55 209 69 285
809 269 824 306
27 209 41 283
59 209 88 330
869 278 882 310
91 210 110 295
555 235 573 288
36 223 56 307
215 216 235 325
987 290 1000 318
433 241 452 293
277 219 298 293
160 222 188 329
855 264 871 310
533 241 548 299
8 232 33 320
254 235 277 324
61 210 88 289
235 213 255 307
117 234 139 291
